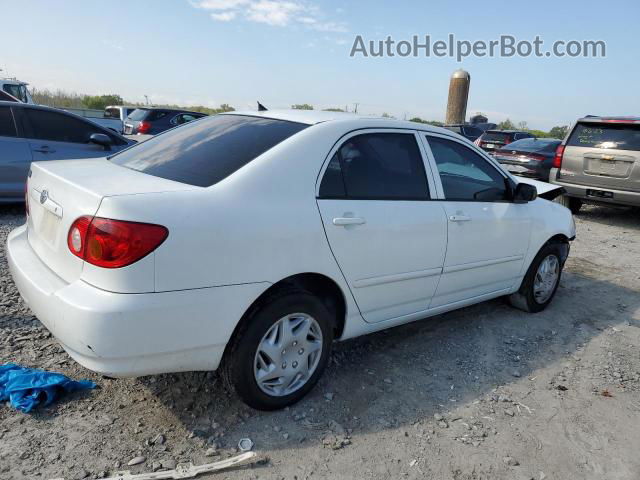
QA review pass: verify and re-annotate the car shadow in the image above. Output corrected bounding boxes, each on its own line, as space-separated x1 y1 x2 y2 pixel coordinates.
577 204 640 230
138 263 639 455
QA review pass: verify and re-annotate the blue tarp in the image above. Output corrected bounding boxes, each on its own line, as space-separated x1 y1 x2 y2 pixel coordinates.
0 364 96 413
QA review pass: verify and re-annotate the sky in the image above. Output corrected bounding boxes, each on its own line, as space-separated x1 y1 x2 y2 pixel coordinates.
2 0 639 130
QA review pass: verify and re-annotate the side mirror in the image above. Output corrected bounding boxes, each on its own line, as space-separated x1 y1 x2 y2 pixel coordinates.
513 183 537 203
89 133 113 151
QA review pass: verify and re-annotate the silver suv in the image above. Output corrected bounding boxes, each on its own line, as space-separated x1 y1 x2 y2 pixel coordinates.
550 116 640 213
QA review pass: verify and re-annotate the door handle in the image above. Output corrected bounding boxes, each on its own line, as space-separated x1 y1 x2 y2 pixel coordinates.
449 215 471 222
333 217 366 226
33 146 55 153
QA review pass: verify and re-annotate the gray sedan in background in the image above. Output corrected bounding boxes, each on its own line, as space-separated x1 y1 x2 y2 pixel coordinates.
0 101 133 203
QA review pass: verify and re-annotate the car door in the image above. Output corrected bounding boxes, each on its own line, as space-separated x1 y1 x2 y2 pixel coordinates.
0 105 33 199
18 107 117 161
422 133 531 308
316 130 447 323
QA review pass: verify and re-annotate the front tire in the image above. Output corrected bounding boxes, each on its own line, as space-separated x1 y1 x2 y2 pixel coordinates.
508 242 565 313
556 195 582 214
225 290 334 410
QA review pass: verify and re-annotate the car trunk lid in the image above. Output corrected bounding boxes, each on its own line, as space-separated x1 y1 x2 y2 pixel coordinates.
26 158 196 285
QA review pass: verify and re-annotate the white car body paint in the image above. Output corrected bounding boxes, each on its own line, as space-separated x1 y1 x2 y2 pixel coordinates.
7 110 575 377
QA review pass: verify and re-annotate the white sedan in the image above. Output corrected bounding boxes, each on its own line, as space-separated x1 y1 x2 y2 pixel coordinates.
7 110 575 410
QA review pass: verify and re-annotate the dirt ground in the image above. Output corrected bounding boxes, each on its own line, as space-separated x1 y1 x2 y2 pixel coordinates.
1 203 639 480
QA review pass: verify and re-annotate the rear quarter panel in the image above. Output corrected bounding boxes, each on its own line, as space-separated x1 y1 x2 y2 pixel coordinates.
95 121 359 299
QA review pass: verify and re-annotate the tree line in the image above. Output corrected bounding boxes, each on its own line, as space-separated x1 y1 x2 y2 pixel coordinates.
28 89 569 139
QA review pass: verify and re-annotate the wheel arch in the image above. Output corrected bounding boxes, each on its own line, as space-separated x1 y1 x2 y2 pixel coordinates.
222 272 347 363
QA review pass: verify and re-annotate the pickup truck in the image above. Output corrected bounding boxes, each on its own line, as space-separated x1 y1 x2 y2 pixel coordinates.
105 105 140 123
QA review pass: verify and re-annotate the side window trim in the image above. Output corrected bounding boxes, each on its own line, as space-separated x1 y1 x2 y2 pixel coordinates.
315 128 436 201
420 132 514 202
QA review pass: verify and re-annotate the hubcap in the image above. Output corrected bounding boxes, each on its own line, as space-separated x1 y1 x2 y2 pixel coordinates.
253 313 323 397
533 254 560 304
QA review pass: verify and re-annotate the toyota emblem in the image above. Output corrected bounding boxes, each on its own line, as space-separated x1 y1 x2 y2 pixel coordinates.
40 189 48 204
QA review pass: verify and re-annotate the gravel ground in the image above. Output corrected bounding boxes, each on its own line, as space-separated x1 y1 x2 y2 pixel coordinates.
1 203 639 480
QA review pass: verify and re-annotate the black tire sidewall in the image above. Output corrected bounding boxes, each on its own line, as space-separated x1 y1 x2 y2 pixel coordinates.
229 292 334 410
520 243 564 313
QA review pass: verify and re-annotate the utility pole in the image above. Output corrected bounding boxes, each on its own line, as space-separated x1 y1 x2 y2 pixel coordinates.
353 103 359 114
144 95 149 106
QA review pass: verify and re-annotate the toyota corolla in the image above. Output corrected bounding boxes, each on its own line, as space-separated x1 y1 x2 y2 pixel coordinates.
7 110 575 410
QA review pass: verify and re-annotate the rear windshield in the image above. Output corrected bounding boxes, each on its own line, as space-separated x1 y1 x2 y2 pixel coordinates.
499 138 560 153
127 109 149 121
482 132 512 142
567 122 640 151
105 107 120 119
110 114 308 187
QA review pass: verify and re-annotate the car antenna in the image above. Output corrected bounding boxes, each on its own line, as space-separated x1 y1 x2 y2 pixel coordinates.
257 101 268 111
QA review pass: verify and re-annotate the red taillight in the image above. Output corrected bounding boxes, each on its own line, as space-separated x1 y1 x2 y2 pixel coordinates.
137 121 151 134
553 145 565 168
67 216 168 268
503 139 511 145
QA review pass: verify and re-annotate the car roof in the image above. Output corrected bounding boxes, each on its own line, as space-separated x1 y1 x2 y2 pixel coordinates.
578 115 640 124
135 107 205 115
485 129 528 134
220 109 455 134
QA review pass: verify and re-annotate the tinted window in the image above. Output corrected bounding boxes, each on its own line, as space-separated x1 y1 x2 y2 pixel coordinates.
0 107 17 137
23 108 103 143
499 138 560 153
2 84 28 103
462 126 482 138
567 123 640 151
126 108 137 117
428 136 508 201
319 153 346 197
128 109 149 121
148 110 169 121
110 115 308 187
481 132 512 143
331 133 429 200
105 107 120 119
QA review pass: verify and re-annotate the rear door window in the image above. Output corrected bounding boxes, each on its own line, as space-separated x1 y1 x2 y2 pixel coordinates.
567 123 640 151
319 132 429 200
110 114 308 187
0 106 17 137
22 108 102 143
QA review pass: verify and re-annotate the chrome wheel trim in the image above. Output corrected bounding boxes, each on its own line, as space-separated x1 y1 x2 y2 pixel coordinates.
253 313 323 397
533 254 560 304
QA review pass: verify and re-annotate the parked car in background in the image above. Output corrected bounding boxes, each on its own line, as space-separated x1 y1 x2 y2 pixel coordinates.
104 105 139 124
7 110 574 410
123 108 206 135
476 130 535 154
443 123 483 141
550 116 640 213
63 108 124 134
0 101 133 202
494 138 561 181
1 78 34 104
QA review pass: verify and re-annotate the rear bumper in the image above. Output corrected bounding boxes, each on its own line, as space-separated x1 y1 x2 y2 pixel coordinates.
549 168 640 207
7 224 269 377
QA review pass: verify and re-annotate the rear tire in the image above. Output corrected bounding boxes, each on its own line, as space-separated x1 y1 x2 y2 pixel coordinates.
556 195 582 214
508 242 564 313
225 290 334 410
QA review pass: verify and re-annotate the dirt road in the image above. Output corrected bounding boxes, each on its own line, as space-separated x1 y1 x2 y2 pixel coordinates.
1 204 639 480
